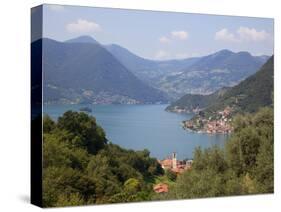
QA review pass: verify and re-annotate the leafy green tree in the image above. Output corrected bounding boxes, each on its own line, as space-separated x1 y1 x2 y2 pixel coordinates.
43 111 164 207
166 169 177 182
43 166 96 207
193 146 227 173
57 111 107 154
192 147 206 171
54 193 85 207
254 136 274 193
43 115 55 133
86 154 121 201
226 127 261 175
124 178 141 194
240 173 258 194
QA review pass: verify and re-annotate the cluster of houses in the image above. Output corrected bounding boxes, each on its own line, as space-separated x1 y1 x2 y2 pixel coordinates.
204 119 233 134
203 107 233 134
183 106 233 134
158 152 193 174
153 153 193 193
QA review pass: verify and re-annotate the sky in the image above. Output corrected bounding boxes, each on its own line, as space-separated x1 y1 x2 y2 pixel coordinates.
41 4 274 60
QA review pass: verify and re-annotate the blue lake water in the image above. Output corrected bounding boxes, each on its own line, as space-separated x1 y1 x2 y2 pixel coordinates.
44 104 228 159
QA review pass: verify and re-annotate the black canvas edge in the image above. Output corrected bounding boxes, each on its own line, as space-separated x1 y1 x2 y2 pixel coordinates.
31 5 43 208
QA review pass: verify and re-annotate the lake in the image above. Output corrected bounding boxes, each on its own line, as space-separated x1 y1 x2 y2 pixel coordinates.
44 104 228 159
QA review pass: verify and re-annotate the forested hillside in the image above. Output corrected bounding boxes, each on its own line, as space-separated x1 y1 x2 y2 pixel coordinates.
167 56 273 115
38 38 168 104
166 87 229 113
207 56 274 114
43 111 164 207
42 107 273 207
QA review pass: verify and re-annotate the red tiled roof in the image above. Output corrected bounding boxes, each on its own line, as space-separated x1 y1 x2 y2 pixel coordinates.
153 183 169 193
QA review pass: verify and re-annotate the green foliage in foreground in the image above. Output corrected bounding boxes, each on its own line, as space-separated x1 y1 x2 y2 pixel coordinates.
43 111 164 207
43 108 273 207
153 107 273 200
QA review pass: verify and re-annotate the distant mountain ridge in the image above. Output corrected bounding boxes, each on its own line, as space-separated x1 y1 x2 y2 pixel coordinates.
65 35 99 44
40 35 270 104
206 55 274 114
167 56 274 115
62 36 269 100
38 38 168 104
157 49 269 98
102 39 269 99
105 44 200 87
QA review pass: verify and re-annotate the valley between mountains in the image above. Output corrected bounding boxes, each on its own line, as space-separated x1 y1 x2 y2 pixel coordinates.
34 35 269 105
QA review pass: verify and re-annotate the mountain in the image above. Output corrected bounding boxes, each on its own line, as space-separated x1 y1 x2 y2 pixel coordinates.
166 87 230 113
157 50 269 98
39 38 168 104
42 35 270 102
105 44 200 84
168 56 273 133
65 35 99 44
167 56 274 115
105 44 268 99
206 55 274 114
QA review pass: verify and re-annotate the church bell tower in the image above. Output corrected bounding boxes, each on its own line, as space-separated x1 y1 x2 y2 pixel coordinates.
172 152 177 169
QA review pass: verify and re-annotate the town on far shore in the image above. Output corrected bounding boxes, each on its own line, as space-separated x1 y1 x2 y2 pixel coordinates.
183 106 233 134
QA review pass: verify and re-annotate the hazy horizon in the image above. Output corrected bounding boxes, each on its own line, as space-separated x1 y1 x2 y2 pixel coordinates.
38 4 274 60
40 35 272 61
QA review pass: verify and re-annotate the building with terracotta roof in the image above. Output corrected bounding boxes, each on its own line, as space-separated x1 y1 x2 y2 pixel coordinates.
153 183 169 193
159 152 192 174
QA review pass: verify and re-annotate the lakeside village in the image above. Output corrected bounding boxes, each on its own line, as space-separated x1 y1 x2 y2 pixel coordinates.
153 153 193 193
182 106 234 134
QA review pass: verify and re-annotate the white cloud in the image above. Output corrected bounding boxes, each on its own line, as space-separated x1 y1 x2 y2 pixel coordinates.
46 5 65 12
215 27 270 42
215 28 238 42
237 27 270 42
159 30 189 44
159 36 170 43
66 19 101 33
155 50 170 60
171 31 188 40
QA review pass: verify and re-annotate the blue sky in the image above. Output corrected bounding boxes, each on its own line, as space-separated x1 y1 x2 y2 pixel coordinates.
42 4 274 60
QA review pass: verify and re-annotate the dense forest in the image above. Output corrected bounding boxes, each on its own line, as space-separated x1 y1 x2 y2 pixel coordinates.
43 111 164 207
43 107 273 207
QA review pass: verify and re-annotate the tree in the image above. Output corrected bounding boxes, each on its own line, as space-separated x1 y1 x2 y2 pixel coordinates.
166 169 177 182
57 111 107 154
124 178 141 194
43 115 55 133
254 140 274 193
43 111 162 206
